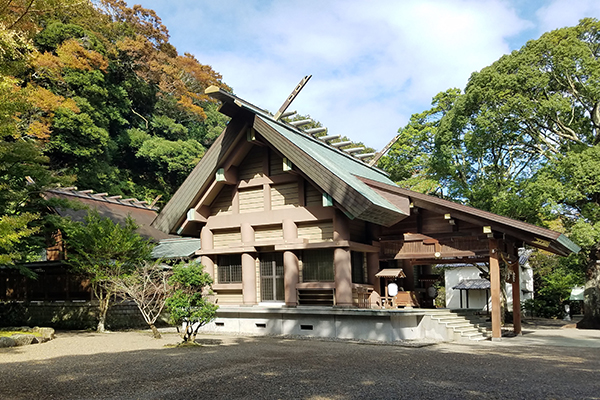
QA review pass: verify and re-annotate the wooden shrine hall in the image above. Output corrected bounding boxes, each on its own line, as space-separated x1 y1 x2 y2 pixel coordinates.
151 85 580 340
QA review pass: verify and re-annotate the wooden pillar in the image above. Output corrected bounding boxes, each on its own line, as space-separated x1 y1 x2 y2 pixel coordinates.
489 239 502 340
367 252 380 293
283 251 299 306
282 219 299 306
200 226 214 280
334 248 352 306
402 260 415 291
201 256 214 280
242 253 256 305
512 262 522 335
241 223 254 244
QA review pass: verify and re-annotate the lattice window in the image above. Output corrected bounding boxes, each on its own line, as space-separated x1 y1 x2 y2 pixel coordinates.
302 249 334 282
351 251 366 284
217 254 242 283
260 253 284 301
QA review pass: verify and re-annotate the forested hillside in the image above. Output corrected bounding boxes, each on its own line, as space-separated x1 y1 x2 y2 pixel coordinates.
2 0 230 199
1 0 230 265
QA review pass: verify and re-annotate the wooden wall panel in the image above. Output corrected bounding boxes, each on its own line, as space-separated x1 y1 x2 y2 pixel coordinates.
213 229 241 248
210 186 233 216
239 187 264 213
269 149 285 176
271 182 299 209
305 183 322 207
421 210 453 234
297 221 333 242
215 290 243 305
349 219 367 243
254 225 283 242
239 149 264 181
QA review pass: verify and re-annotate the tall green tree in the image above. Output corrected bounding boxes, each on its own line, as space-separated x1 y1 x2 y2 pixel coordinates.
65 210 154 332
380 18 600 327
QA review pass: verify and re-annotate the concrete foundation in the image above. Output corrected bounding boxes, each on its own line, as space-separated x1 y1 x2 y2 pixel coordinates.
200 306 457 342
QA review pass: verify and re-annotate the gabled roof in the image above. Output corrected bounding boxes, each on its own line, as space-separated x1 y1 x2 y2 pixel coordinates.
360 177 580 256
151 87 579 258
254 115 408 225
152 87 411 233
46 188 173 242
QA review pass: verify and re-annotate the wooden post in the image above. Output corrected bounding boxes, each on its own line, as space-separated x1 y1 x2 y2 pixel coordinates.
334 248 353 307
489 239 502 340
366 252 379 293
242 253 257 305
283 251 299 306
512 262 522 335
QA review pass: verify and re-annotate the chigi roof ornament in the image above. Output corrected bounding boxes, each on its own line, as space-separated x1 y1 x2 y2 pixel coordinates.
272 76 375 163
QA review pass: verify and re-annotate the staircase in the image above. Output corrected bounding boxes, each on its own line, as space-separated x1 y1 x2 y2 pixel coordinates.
427 309 491 342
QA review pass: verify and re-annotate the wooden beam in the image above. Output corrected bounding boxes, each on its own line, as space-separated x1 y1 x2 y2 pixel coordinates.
489 239 502 340
274 75 312 120
394 250 478 259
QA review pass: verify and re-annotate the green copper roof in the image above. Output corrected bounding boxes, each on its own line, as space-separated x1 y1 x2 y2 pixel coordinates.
152 238 201 259
258 116 407 220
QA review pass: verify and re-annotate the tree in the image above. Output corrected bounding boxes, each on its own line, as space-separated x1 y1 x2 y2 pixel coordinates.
380 18 600 326
65 210 154 332
165 262 217 343
113 260 172 338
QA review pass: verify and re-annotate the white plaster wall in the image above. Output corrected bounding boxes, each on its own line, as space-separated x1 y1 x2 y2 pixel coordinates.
505 266 534 311
446 265 534 311
445 267 484 309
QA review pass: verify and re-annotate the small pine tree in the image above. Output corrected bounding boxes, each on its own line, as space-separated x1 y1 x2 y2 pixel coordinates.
165 261 218 343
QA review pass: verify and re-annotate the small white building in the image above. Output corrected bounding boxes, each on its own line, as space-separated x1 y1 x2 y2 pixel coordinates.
444 249 534 311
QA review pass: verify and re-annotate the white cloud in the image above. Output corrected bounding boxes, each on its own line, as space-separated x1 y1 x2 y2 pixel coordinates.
536 0 600 33
131 0 537 149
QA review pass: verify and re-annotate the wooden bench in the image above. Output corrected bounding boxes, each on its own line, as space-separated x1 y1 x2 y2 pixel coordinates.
393 291 420 308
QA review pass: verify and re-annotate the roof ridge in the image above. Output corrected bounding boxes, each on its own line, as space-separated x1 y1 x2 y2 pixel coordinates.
258 115 391 178
47 188 159 211
205 86 387 175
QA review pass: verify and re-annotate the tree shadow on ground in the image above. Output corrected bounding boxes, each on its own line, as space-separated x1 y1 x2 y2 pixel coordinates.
1 333 600 399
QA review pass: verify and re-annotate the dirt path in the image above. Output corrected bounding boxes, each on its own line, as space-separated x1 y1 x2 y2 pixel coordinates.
1 328 599 399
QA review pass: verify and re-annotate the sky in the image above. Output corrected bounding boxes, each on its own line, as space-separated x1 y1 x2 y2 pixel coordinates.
129 0 600 150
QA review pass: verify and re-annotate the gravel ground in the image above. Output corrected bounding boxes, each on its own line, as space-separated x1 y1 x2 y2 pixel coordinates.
1 327 599 400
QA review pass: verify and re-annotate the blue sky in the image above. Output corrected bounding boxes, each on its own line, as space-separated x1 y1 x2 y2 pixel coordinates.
129 0 600 150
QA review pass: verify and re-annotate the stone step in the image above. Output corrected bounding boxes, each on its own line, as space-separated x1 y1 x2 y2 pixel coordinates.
446 322 475 329
427 310 490 342
466 334 490 342
431 316 465 323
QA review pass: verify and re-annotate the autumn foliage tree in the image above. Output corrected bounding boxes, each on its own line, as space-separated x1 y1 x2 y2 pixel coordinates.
0 0 232 267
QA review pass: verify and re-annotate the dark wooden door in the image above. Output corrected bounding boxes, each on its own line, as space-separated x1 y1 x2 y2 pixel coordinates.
260 253 284 302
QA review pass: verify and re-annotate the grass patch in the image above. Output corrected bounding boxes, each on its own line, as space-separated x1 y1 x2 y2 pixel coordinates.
0 331 42 337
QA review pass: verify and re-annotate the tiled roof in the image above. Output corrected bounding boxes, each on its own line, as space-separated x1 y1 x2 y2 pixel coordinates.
151 238 201 259
452 279 491 290
47 188 158 210
46 188 174 242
